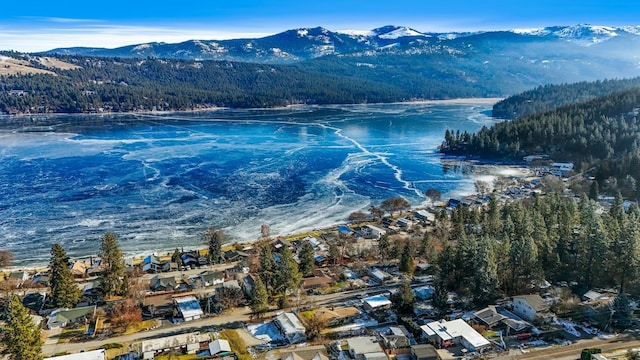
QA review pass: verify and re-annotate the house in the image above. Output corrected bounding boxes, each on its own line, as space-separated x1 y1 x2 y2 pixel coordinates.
143 255 171 273
174 295 204 321
47 305 96 329
23 292 47 314
70 261 88 278
223 250 249 263
313 306 361 327
150 275 177 292
141 332 210 359
413 286 435 301
347 336 387 360
396 218 414 229
8 271 29 286
181 253 199 268
363 225 387 240
302 274 334 291
512 295 549 321
369 267 389 283
240 273 257 297
362 295 392 312
474 306 507 328
281 345 329 360
44 349 106 360
200 270 225 287
382 332 411 355
420 319 491 352
414 210 435 223
275 312 307 344
583 290 605 302
208 339 232 357
143 293 175 318
410 344 440 360
314 255 329 267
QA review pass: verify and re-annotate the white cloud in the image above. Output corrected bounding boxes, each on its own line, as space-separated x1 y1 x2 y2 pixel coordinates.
0 22 271 52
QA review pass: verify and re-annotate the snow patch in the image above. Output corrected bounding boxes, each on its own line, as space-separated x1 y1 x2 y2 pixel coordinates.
297 29 308 37
378 27 425 39
133 43 153 51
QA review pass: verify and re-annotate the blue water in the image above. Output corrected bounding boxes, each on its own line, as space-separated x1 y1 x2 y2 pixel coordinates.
0 103 496 265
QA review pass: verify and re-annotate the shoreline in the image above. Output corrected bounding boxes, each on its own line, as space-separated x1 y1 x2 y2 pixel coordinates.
0 97 502 119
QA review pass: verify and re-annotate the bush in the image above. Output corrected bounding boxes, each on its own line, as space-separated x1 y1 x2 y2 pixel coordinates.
102 343 124 350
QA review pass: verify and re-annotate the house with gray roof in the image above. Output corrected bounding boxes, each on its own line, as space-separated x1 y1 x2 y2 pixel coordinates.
47 305 96 329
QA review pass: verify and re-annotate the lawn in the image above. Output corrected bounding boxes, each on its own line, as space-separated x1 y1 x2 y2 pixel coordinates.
220 329 252 360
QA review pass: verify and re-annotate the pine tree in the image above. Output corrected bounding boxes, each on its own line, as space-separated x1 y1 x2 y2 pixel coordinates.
250 277 269 319
99 232 128 297
258 244 277 294
50 244 81 308
298 240 315 277
391 280 415 315
378 234 390 263
2 295 43 360
276 245 301 295
399 242 415 275
203 228 225 265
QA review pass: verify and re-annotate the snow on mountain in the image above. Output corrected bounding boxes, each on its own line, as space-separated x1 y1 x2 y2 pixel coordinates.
377 26 426 39
511 24 631 45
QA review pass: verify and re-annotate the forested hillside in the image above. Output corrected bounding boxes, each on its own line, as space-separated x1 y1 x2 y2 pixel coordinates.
0 54 407 114
440 87 640 198
493 77 640 119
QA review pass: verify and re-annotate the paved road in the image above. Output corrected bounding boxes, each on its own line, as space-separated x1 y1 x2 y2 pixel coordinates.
42 285 387 356
493 334 640 360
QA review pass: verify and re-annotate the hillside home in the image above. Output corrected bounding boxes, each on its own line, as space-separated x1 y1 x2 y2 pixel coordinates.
363 225 387 240
420 319 491 352
410 344 440 360
281 345 329 360
512 294 549 321
174 295 204 321
44 349 106 360
347 336 387 360
313 306 361 327
141 332 210 359
275 312 307 344
47 305 96 329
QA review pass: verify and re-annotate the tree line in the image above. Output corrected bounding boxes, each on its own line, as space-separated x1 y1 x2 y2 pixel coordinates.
0 54 408 114
492 77 640 119
441 86 640 199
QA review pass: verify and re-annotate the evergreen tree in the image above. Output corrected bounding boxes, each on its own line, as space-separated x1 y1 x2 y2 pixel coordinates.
249 277 269 319
611 293 632 330
589 181 600 200
298 240 315 277
203 228 225 265
49 244 81 308
391 280 415 315
2 295 43 360
378 234 390 263
472 236 500 306
99 232 128 297
399 242 415 275
258 244 277 294
276 245 301 295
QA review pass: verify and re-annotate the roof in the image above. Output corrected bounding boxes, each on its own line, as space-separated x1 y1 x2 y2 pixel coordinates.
383 334 410 349
363 352 387 360
583 290 604 302
175 295 203 319
347 336 384 355
209 339 232 355
8 271 29 280
281 345 329 360
141 332 209 352
474 306 506 326
411 344 439 360
514 294 547 311
314 307 360 323
44 349 106 360
276 312 306 335
421 319 490 349
49 305 96 324
363 295 391 309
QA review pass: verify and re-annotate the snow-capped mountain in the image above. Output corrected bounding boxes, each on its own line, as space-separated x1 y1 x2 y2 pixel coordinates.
43 24 640 64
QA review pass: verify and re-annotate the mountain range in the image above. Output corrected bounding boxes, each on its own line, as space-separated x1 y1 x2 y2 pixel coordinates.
44 24 640 64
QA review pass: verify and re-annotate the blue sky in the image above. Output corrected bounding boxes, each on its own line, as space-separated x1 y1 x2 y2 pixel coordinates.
1 0 639 52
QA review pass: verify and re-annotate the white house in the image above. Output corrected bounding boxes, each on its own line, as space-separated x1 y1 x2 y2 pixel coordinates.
174 296 204 321
347 336 387 360
275 312 307 344
209 339 232 356
141 332 209 359
44 349 105 360
512 294 548 321
363 225 386 240
362 295 392 312
420 319 491 352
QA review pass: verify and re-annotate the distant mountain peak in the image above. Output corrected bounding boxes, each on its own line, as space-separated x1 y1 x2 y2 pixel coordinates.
372 25 427 39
